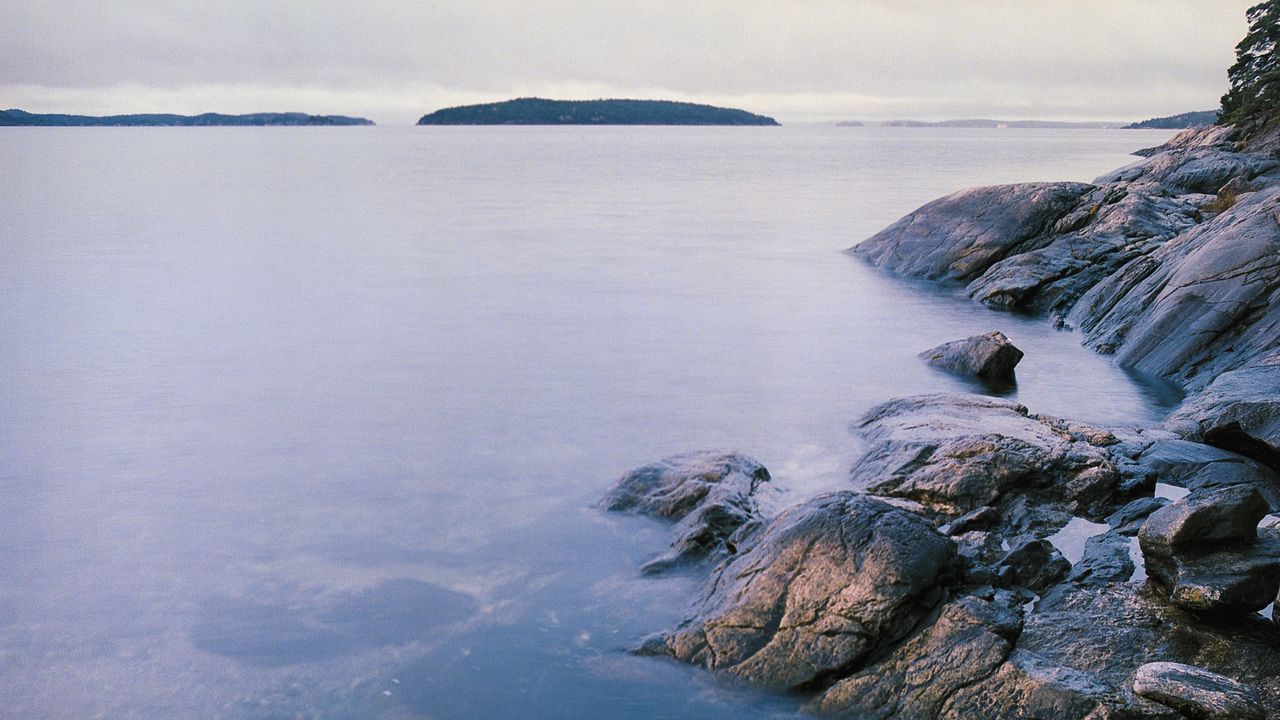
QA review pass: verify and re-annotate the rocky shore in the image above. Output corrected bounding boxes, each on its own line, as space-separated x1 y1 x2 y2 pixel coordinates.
604 116 1280 719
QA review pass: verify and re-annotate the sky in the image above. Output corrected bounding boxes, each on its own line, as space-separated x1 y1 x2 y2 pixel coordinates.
1 1 1255 125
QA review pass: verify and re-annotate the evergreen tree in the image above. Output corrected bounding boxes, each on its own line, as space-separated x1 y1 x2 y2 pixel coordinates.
1220 0 1280 124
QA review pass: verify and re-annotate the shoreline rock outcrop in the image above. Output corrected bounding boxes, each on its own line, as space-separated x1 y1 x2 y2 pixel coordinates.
605 117 1280 718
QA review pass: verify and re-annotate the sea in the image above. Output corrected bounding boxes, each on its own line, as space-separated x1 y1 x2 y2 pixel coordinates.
0 125 1179 719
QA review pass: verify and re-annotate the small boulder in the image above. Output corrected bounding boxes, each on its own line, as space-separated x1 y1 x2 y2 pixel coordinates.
1107 496 1169 536
1132 662 1265 720
919 331 1025 379
602 451 770 572
657 492 955 690
998 538 1071 592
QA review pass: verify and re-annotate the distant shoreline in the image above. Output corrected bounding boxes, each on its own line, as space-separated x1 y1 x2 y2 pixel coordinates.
0 109 375 127
416 98 779 126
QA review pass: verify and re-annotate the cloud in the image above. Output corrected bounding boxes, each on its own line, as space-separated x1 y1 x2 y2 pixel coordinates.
2 1 1254 124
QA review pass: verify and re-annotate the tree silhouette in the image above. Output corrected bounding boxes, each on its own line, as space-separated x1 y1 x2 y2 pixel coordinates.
1220 1 1280 124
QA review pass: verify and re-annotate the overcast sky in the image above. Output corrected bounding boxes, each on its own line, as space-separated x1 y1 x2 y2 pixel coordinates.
2 1 1254 125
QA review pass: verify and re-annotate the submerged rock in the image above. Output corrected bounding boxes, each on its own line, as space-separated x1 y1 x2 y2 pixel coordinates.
1133 662 1265 720
656 492 954 690
919 331 1024 379
602 451 771 572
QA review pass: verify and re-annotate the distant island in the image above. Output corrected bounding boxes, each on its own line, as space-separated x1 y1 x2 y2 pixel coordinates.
416 98 779 126
1123 110 1219 129
0 109 374 126
876 118 1125 129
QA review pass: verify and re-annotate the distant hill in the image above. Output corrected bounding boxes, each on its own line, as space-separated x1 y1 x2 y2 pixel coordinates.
878 118 1125 129
0 109 374 126
1123 111 1219 130
417 98 779 126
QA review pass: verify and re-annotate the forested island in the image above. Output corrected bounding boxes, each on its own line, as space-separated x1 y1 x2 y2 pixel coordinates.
0 109 374 126
416 98 779 126
1124 110 1219 129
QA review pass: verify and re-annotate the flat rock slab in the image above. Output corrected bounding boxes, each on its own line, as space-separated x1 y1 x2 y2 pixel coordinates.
657 492 954 690
919 331 1024 379
1133 662 1265 720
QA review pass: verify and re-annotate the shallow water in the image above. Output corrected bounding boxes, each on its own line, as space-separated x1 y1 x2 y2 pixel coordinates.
0 125 1179 718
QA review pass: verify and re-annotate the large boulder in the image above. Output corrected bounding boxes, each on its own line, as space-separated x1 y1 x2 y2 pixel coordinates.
851 394 1134 523
602 451 771 572
1136 438 1280 507
919 331 1024 379
1133 662 1265 720
654 492 955 690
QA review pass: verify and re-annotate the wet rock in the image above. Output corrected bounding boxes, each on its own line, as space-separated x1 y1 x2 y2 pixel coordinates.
853 182 1093 282
657 492 955 690
1018 582 1280 713
1107 496 1169 536
1147 530 1280 613
811 595 1021 719
1066 531 1136 588
998 538 1071 592
1133 662 1265 720
919 331 1024 379
1138 484 1269 552
602 451 771 572
852 394 1124 521
945 506 999 535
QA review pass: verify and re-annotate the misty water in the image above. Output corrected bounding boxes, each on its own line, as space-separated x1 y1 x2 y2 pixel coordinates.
1 125 1179 719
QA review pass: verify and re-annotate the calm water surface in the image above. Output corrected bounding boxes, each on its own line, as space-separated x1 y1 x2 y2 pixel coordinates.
0 126 1177 719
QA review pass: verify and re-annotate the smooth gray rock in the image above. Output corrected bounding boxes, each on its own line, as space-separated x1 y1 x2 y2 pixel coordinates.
1165 358 1280 471
657 492 954 690
1133 662 1265 720
811 595 1021 719
1070 184 1280 390
853 182 1093 282
852 394 1126 521
919 331 1024 379
602 451 771 572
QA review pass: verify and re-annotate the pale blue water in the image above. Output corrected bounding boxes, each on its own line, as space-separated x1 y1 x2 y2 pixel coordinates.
0 125 1178 719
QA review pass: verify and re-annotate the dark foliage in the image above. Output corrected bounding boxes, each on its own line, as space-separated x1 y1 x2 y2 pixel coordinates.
1123 110 1219 129
416 97 779 126
1220 1 1280 125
